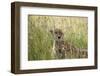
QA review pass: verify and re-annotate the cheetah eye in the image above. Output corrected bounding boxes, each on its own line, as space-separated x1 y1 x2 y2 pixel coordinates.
55 32 57 34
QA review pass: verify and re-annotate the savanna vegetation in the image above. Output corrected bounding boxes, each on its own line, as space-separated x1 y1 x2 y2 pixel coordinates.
28 15 88 60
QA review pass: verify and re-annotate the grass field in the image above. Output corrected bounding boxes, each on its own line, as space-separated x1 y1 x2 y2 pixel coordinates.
28 15 88 60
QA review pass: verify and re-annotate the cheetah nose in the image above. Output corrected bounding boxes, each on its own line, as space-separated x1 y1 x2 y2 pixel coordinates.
58 36 61 39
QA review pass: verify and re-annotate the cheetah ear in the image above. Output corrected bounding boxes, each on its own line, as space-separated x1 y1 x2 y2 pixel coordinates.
50 30 53 34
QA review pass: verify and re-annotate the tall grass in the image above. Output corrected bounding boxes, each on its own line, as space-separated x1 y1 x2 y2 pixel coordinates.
28 15 88 60
28 16 54 60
